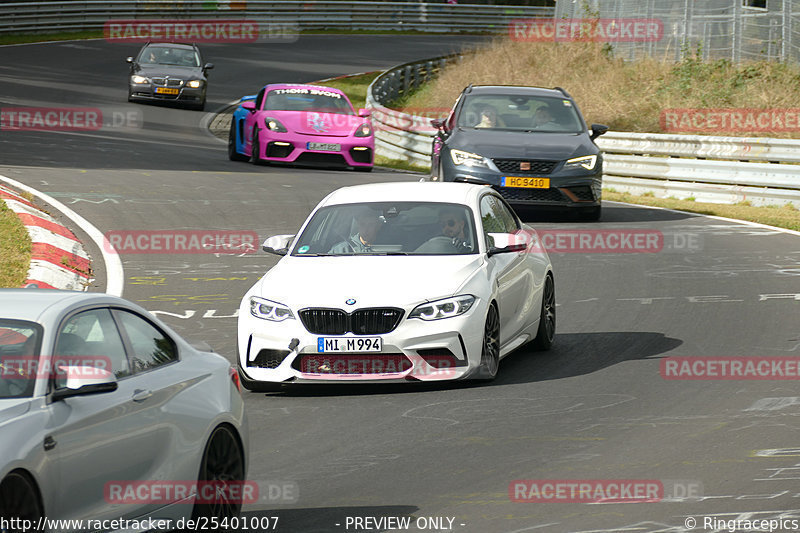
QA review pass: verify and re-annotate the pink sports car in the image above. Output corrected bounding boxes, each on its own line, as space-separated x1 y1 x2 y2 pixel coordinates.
228 83 374 171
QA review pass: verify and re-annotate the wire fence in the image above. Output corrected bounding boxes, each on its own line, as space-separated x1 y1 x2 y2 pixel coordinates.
555 0 800 63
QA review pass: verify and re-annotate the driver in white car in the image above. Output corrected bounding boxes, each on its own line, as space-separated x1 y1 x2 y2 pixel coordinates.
329 208 383 254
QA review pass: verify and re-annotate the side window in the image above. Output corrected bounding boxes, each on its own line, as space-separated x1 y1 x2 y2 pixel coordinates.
55 308 129 386
114 311 177 374
480 196 506 248
495 198 521 233
255 88 266 111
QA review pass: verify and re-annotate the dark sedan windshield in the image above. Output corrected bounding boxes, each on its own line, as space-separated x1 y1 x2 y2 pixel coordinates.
457 95 584 133
139 46 200 67
291 202 478 256
0 320 42 399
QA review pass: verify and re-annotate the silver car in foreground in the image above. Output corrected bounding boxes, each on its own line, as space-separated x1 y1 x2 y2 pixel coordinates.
0 290 248 532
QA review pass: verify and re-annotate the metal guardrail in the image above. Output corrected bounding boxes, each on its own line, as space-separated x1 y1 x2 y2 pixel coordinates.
0 1 553 35
367 58 800 208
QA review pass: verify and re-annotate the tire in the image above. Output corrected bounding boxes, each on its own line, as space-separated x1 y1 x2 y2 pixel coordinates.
191 425 245 524
0 472 43 533
474 303 500 381
579 205 602 221
228 121 248 162
250 128 263 165
532 274 556 351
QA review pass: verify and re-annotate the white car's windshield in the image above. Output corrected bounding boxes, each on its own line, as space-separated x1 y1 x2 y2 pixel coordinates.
458 94 584 133
265 88 354 115
291 202 479 256
0 320 41 399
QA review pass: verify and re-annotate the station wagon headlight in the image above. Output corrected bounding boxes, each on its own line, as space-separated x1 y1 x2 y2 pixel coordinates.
450 149 490 168
564 155 597 170
131 75 149 84
250 297 294 321
187 80 202 88
265 117 288 132
409 295 476 321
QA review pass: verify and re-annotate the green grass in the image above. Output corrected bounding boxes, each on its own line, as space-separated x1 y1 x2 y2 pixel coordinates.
604 190 800 231
318 72 382 110
0 30 104 45
0 200 32 288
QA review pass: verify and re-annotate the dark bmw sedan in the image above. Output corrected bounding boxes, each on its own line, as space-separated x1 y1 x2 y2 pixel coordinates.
126 42 213 111
429 85 608 220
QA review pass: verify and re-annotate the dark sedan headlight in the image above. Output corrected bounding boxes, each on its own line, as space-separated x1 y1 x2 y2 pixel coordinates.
564 155 598 170
265 117 288 132
409 295 476 321
187 80 203 89
130 75 149 84
250 297 294 321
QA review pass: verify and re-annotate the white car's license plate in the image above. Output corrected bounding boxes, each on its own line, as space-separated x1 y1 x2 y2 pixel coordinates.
307 142 341 152
317 337 382 352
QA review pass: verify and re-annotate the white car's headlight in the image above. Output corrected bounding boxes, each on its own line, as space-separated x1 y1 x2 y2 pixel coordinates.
250 297 294 321
450 149 490 168
131 75 149 84
187 80 202 88
409 295 476 321
564 155 598 170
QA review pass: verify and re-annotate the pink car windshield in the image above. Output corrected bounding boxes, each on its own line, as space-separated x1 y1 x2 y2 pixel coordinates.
265 88 354 115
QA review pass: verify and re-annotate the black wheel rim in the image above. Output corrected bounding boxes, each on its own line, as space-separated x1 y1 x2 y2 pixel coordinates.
197 426 244 521
543 276 556 342
482 305 500 376
0 473 43 530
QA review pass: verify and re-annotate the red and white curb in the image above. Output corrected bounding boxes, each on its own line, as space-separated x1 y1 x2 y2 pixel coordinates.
0 184 92 290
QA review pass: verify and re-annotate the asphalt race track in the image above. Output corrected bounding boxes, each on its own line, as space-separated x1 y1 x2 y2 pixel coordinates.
3 35 800 533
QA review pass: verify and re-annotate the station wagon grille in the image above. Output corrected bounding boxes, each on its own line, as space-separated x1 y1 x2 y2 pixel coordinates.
493 159 558 174
299 308 404 335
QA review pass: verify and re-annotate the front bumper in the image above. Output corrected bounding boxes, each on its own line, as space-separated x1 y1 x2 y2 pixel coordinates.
237 301 486 384
254 131 374 168
440 157 602 208
129 84 205 103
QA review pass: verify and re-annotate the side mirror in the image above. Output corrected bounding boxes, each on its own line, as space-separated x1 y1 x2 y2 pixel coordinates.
52 366 118 401
262 234 295 256
204 63 214 71
240 101 256 112
590 123 609 140
358 108 371 118
126 57 134 63
487 232 527 256
431 119 444 130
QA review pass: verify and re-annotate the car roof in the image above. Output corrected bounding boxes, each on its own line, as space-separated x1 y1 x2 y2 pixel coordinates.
319 182 492 207
143 42 196 50
0 289 134 323
467 85 570 99
263 83 346 95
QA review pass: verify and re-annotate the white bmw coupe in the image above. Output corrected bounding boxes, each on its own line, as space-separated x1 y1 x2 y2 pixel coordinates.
237 182 555 388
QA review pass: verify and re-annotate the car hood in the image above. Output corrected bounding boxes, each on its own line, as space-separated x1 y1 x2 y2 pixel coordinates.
451 129 597 160
255 255 484 308
0 399 31 425
135 64 204 79
266 110 364 137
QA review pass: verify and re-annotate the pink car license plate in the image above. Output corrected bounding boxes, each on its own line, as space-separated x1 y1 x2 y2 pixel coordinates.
307 142 340 152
